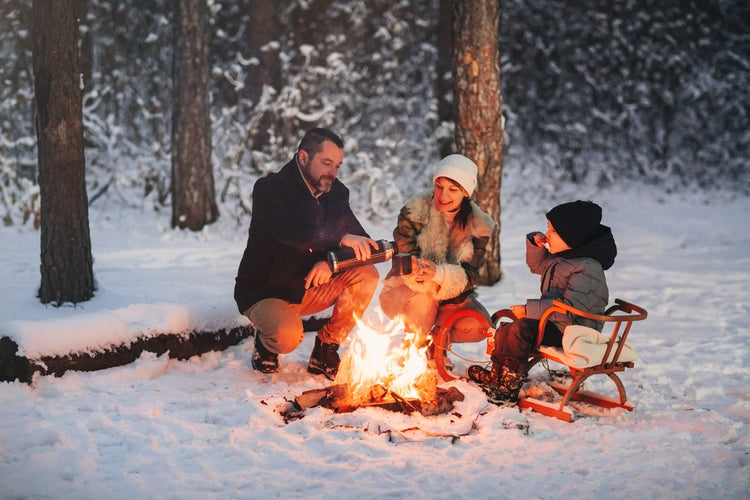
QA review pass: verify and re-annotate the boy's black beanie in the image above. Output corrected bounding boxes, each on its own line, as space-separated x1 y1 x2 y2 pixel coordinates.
546 200 602 249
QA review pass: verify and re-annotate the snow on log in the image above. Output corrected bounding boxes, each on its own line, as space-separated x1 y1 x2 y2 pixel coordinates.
0 296 328 383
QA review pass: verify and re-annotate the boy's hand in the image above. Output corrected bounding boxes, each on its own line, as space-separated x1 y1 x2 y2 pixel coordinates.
510 304 527 319
532 232 547 247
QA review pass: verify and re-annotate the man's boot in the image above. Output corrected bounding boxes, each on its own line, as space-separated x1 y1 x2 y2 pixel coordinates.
307 336 341 380
251 330 279 373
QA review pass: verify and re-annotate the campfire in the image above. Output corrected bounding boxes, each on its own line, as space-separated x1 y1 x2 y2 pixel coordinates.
290 311 464 418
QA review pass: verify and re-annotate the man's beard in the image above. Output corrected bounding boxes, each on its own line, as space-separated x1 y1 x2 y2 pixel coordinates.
303 168 334 194
315 176 334 193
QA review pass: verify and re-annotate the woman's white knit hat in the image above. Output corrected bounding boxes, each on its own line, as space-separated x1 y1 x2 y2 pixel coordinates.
433 154 478 196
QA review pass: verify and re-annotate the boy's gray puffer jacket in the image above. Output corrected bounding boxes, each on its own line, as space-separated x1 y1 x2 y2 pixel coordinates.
524 225 617 332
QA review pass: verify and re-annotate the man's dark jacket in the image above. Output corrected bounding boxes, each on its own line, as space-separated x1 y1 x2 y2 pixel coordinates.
234 157 369 313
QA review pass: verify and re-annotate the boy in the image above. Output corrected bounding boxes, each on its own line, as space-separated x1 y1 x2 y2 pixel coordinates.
468 200 617 404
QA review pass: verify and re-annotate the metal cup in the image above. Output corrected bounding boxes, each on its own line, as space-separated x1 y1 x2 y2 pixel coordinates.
390 253 413 276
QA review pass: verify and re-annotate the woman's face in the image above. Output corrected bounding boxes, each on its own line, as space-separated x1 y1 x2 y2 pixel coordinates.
545 221 572 254
433 176 467 214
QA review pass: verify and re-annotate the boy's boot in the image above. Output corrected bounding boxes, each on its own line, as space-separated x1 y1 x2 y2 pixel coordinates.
484 365 525 405
467 363 500 386
252 330 279 373
307 336 341 380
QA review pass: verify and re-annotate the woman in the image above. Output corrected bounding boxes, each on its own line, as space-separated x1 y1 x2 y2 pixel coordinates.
379 154 496 350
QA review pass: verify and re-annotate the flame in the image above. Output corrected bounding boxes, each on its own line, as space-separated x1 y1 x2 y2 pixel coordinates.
334 309 437 404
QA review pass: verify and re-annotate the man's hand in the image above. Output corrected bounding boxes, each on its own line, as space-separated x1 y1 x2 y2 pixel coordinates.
305 261 333 289
339 233 379 261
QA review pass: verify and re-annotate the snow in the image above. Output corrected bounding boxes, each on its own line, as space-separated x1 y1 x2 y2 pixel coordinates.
3 297 247 359
1 186 749 499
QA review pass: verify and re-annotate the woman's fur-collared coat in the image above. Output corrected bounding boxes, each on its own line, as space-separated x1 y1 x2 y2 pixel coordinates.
391 190 495 302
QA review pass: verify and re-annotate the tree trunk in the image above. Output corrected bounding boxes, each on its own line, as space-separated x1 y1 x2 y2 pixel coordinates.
452 0 503 285
246 0 282 150
247 0 282 103
171 0 218 230
435 0 455 157
33 0 94 305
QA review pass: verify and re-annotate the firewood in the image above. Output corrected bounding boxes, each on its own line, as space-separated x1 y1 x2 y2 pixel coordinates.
290 382 465 417
294 388 330 410
294 384 348 410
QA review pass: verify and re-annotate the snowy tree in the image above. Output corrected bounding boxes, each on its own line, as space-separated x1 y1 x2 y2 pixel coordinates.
32 0 94 304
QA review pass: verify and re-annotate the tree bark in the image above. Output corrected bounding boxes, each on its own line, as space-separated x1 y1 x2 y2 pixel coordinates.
33 0 94 305
453 0 503 285
172 0 218 230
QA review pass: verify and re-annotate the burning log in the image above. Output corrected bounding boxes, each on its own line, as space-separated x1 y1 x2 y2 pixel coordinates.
291 383 464 416
293 384 348 411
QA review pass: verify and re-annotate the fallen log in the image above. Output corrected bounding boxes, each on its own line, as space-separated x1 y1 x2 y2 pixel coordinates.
0 315 329 384
0 326 252 384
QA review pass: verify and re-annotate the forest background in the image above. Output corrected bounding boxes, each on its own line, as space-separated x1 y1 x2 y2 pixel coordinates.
1 0 748 231
1 4 749 495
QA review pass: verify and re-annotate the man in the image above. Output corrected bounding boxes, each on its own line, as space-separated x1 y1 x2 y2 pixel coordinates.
234 128 380 380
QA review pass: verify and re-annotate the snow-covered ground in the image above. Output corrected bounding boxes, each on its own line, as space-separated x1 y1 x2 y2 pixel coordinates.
1 185 748 499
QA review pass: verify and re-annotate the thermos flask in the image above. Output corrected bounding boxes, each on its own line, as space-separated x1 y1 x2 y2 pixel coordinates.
327 239 397 273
